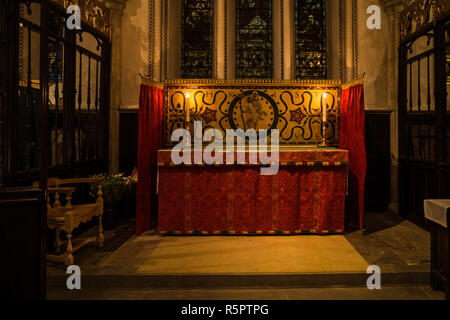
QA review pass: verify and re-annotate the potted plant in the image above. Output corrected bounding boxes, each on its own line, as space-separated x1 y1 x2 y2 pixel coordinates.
90 173 127 230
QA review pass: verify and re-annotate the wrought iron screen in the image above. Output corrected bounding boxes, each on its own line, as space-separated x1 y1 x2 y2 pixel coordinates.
13 0 111 182
181 0 213 78
295 0 327 79
236 0 272 79
398 0 450 226
18 2 41 172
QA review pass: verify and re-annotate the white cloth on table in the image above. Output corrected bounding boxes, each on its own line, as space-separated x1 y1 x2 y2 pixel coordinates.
424 199 450 228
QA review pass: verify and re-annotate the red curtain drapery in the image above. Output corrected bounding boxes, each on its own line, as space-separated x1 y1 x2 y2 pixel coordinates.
136 83 164 234
339 82 366 230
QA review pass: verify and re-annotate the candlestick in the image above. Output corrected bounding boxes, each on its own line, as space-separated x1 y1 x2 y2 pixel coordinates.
319 93 328 148
186 92 190 123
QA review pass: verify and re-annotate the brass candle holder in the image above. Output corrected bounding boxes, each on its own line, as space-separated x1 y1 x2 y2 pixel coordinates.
185 92 192 133
318 120 328 148
318 93 328 148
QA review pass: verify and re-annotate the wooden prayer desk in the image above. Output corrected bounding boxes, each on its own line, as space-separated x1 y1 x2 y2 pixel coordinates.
157 146 348 235
425 199 450 300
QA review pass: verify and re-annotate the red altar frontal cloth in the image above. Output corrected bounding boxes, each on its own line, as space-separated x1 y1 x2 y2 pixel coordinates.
157 147 348 235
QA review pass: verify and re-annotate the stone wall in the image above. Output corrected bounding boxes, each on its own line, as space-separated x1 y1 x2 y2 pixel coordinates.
121 0 149 109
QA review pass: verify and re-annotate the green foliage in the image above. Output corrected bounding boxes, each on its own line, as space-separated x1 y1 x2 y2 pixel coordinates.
89 173 137 200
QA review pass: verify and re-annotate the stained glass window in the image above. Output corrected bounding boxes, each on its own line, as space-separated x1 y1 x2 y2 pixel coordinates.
236 0 272 78
181 0 213 78
295 0 327 79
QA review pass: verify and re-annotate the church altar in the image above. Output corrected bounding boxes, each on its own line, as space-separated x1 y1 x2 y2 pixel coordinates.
157 146 348 235
154 79 348 235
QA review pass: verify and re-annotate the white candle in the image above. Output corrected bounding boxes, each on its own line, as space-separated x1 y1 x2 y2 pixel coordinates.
186 92 190 123
322 93 327 122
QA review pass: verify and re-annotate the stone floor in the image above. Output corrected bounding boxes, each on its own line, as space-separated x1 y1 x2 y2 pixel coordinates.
48 285 444 300
47 212 446 300
345 212 431 273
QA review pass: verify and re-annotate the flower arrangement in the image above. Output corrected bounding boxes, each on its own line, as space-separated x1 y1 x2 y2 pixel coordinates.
89 171 139 228
89 171 137 199
122 169 138 192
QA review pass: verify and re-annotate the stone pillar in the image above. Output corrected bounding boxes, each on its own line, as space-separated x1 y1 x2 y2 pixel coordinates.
225 0 235 79
213 0 224 79
344 0 354 82
149 0 162 82
283 0 294 80
167 0 181 80
106 0 127 174
273 0 282 79
326 0 342 81
379 0 407 215
161 0 169 81
273 0 294 80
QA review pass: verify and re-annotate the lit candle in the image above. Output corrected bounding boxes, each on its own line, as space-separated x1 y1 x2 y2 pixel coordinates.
186 92 190 123
322 93 327 122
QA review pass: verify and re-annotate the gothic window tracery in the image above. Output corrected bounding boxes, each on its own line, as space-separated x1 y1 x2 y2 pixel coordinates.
295 0 327 79
181 0 213 78
236 0 272 79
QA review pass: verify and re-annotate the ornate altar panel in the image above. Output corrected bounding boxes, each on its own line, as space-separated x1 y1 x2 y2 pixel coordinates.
164 79 341 147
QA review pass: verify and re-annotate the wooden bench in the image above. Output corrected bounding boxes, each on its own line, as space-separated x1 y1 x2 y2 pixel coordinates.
42 178 104 266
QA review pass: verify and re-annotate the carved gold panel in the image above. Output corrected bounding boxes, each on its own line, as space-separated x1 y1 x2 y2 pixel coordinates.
163 79 341 147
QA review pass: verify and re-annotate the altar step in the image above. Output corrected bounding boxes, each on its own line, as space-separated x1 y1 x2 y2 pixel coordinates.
48 271 429 291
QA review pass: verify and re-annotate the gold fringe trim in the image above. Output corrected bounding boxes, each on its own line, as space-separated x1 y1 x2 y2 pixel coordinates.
164 78 342 87
159 229 344 235
342 76 365 90
141 76 365 90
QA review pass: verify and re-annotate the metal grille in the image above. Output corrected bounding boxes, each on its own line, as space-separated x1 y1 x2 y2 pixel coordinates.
398 8 450 225
181 0 213 79
295 0 327 79
236 0 272 79
74 33 104 163
18 2 40 171
402 34 438 163
14 0 110 180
